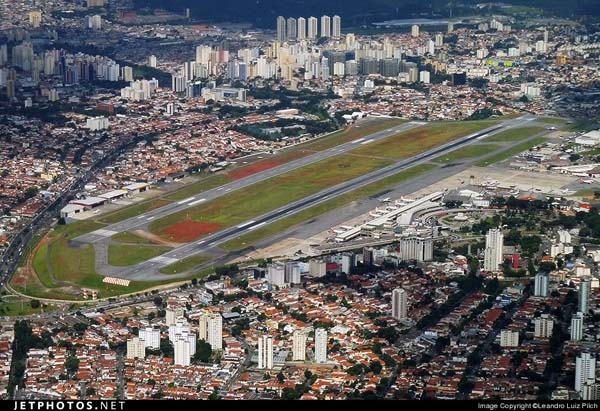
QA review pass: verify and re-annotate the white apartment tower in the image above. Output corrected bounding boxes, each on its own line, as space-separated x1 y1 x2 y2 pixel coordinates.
126 337 145 359
297 17 306 40
392 288 408 320
484 228 504 272
292 330 306 361
174 336 192 366
277 16 287 42
307 17 318 39
576 353 597 393
287 17 297 40
321 15 331 38
165 307 184 326
257 334 274 369
571 312 584 341
534 272 549 297
332 15 341 37
208 313 223 351
138 327 160 349
500 330 519 347
579 278 591 315
411 24 420 37
314 328 328 364
534 314 554 338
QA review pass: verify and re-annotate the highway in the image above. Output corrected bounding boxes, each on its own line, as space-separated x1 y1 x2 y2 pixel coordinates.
75 120 425 243
90 115 539 281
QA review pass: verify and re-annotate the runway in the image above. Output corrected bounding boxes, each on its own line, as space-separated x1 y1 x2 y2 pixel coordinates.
84 114 542 281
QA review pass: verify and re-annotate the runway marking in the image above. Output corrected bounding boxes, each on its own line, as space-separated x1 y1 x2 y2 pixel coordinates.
91 229 119 237
188 198 206 206
177 197 195 205
352 138 364 143
360 139 375 145
196 240 205 245
237 220 256 228
137 215 146 219
146 216 155 221
149 255 179 265
248 222 266 230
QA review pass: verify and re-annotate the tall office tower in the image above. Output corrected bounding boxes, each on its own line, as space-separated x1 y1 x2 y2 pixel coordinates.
277 16 287 42
29 11 42 28
571 312 584 341
534 272 549 297
139 327 160 349
483 228 504 272
392 288 408 320
126 337 146 359
174 335 192 366
257 335 274 369
314 328 328 364
332 15 341 37
579 278 591 315
411 24 420 37
165 307 184 326
292 330 306 361
148 55 157 68
576 353 596 393
287 17 297 40
207 313 223 350
321 15 331 38
297 17 306 40
534 314 554 338
448 22 454 33
307 17 318 39
435 33 444 47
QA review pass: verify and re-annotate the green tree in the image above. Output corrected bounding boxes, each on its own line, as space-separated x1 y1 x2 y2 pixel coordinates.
193 340 212 363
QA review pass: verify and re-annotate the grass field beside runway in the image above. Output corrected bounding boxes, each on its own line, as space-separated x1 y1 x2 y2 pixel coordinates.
433 144 500 163
483 126 545 143
349 121 496 159
220 163 437 251
475 137 548 167
159 255 211 274
149 121 496 243
111 231 154 244
148 155 394 242
99 198 173 224
107 244 172 266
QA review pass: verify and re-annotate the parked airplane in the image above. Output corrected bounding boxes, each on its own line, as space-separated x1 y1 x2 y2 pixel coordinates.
581 179 595 184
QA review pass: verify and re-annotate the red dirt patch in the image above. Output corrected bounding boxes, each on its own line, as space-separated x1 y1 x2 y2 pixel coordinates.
228 159 282 180
161 220 223 242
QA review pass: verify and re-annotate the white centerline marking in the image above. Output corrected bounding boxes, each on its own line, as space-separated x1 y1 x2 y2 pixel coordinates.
360 138 375 145
237 220 256 228
188 198 206 206
177 197 195 205
147 216 155 221
352 138 365 143
248 222 266 230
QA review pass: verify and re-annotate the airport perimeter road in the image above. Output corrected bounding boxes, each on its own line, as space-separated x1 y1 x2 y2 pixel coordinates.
75 120 424 243
96 115 541 281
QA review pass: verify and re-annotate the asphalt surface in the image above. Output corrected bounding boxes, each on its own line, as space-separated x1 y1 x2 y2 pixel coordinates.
86 114 541 281
75 120 425 243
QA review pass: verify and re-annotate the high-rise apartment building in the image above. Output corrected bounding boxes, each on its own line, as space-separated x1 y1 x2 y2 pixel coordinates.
277 16 287 42
208 313 223 351
126 337 145 359
579 278 591 314
571 312 584 341
534 272 549 297
321 16 331 38
307 17 318 39
332 15 341 37
257 335 274 369
292 330 306 361
297 17 306 40
484 228 504 272
392 288 407 320
576 353 596 393
314 328 328 364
